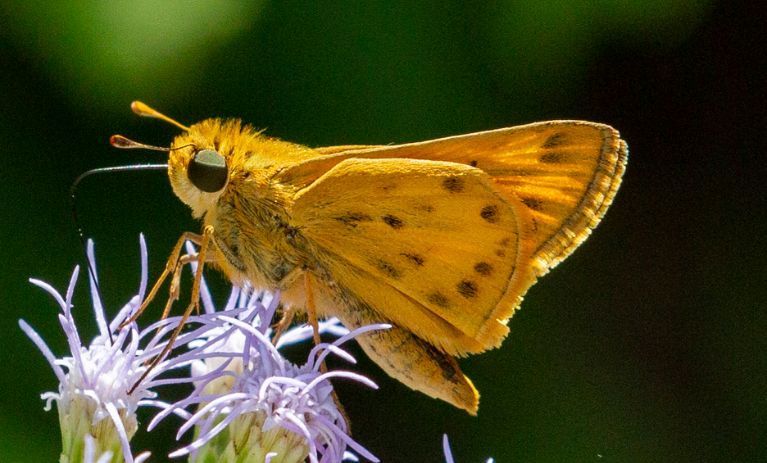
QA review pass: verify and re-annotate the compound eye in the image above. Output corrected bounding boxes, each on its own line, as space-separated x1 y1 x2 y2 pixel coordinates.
187 149 228 192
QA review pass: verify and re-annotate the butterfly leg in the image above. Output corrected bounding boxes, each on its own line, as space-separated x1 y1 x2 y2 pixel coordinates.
128 226 215 393
270 305 295 345
121 231 203 328
303 272 353 427
304 272 322 348
268 265 305 345
160 251 215 320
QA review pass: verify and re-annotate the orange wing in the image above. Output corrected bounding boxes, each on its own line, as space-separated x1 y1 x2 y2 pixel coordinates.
279 121 627 413
279 121 628 276
291 158 534 354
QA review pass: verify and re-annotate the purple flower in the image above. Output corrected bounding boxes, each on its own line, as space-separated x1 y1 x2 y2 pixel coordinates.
148 244 387 462
21 236 386 462
19 236 168 462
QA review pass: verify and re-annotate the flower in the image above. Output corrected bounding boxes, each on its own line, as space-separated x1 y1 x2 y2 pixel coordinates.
20 236 187 463
22 236 385 462
147 244 387 462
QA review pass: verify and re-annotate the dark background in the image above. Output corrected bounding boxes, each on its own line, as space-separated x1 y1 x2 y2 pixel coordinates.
1 1 765 461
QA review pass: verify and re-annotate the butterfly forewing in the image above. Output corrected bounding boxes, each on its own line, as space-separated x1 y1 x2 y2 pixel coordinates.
285 121 627 276
292 158 536 354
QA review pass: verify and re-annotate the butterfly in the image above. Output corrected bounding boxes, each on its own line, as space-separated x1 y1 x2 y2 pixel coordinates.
113 101 627 414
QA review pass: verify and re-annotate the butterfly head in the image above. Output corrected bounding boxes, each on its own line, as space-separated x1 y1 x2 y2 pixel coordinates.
167 118 241 218
112 101 265 218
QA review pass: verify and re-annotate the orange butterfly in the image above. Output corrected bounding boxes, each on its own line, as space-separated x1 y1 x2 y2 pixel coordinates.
114 102 627 414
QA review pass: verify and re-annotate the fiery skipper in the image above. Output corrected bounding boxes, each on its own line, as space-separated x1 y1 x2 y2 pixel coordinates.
112 101 627 414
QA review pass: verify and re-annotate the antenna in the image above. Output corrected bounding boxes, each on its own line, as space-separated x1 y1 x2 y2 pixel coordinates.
110 134 195 153
131 101 190 131
110 134 169 151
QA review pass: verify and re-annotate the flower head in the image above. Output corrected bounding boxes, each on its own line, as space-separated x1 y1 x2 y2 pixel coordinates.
20 236 188 463
22 236 385 463
148 247 386 462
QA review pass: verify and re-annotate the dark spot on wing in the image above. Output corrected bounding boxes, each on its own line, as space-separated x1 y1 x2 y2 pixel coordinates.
427 292 450 308
539 152 567 163
495 237 511 257
521 197 544 211
542 132 566 148
416 204 435 213
480 204 499 223
382 214 404 229
376 259 401 279
474 262 493 276
425 343 461 381
400 252 425 266
469 160 478 167
335 212 372 228
457 280 478 299
442 176 464 193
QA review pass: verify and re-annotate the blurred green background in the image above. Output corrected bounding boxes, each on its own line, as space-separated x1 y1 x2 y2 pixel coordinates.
1 1 764 461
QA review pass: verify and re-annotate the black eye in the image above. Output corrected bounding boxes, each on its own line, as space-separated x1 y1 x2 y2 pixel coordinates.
187 149 228 193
